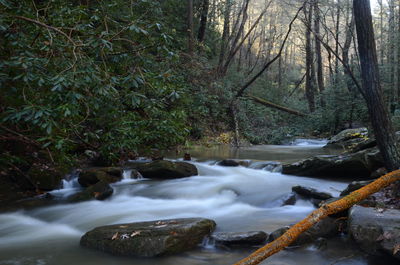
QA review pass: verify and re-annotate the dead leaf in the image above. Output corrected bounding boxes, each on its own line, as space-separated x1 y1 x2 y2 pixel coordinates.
154 224 168 228
130 231 141 237
393 244 400 255
120 234 129 240
170 231 178 236
111 232 119 240
376 231 393 241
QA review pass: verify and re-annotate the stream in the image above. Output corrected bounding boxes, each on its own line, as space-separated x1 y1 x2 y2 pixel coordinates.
0 140 396 265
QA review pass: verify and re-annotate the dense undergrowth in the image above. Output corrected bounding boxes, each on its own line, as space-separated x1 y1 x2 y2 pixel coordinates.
1 0 398 193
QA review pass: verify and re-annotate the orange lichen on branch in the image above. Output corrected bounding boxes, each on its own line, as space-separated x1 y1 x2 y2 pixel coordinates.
233 169 400 265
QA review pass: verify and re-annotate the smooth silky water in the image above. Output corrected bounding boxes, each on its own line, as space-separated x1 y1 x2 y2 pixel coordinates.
0 140 396 265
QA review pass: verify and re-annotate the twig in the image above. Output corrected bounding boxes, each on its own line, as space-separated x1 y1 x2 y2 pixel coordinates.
14 15 76 45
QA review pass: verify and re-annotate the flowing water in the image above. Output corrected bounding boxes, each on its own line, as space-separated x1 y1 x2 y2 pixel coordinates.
0 140 396 265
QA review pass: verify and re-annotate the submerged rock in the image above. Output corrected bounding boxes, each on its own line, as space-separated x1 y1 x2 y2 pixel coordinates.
282 147 383 178
78 167 123 187
250 161 282 172
281 192 297 206
68 181 113 202
218 160 240 167
348 205 400 260
211 231 268 246
292 185 333 200
80 218 216 257
133 160 198 179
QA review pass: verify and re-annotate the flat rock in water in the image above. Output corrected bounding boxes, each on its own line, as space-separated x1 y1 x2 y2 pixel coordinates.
348 205 400 260
134 160 198 179
211 231 268 246
292 185 333 200
282 147 383 178
80 218 216 257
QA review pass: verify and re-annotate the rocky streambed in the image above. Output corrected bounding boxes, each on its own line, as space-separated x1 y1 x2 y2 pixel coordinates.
0 130 399 265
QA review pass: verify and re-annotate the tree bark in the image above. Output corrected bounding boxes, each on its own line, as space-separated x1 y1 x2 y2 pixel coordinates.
354 0 400 171
187 0 194 54
197 0 210 43
234 169 400 265
248 95 306 117
217 0 232 74
304 1 316 112
314 0 324 96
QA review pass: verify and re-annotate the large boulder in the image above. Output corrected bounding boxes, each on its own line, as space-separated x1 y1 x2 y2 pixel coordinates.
211 231 268 246
282 147 383 178
325 127 370 150
133 160 198 179
28 163 62 191
80 218 216 257
68 181 113 202
348 205 400 260
78 167 122 187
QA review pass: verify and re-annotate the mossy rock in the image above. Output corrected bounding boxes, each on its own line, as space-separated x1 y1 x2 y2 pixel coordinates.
325 127 371 151
134 160 198 179
78 167 122 187
69 181 113 202
282 148 383 178
80 218 216 257
28 164 62 191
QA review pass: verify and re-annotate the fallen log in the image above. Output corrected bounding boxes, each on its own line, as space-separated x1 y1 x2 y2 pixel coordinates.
233 169 400 265
248 95 307 117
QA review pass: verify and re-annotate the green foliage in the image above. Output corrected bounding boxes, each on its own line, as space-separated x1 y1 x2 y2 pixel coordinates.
0 0 193 163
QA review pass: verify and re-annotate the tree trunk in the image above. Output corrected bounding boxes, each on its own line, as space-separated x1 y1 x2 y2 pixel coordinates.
248 95 306 117
187 0 194 54
388 0 396 111
197 0 210 43
305 2 316 113
234 169 400 265
314 0 324 97
217 0 231 74
354 0 400 171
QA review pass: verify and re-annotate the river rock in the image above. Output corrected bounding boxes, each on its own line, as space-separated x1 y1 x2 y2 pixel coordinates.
68 181 113 202
282 147 383 178
325 127 369 150
348 205 400 260
78 167 123 187
133 160 198 179
267 217 343 246
292 185 333 200
340 180 374 196
211 231 268 246
218 160 240 167
281 192 297 206
80 218 216 257
27 163 62 191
